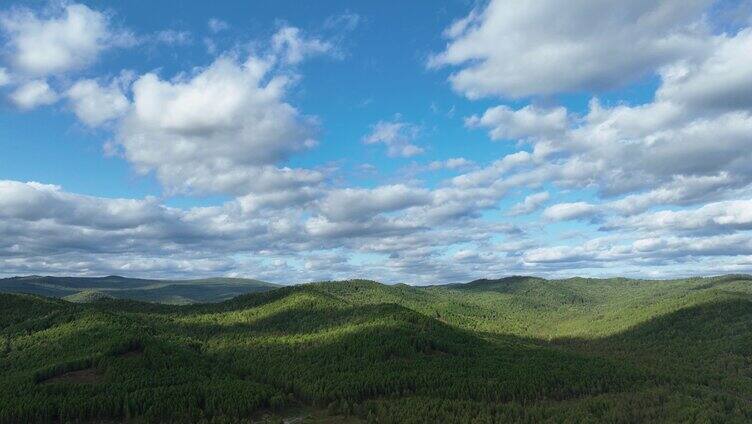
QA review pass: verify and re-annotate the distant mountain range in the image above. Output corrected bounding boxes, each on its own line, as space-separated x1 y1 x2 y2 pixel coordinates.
0 275 279 304
3 273 752 305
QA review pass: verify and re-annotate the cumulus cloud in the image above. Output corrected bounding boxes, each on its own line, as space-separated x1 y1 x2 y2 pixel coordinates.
154 29 191 45
523 233 752 269
0 67 10 86
507 191 549 216
4 2 752 283
271 25 332 65
607 173 740 216
363 119 424 157
323 12 360 31
570 104 752 197
0 180 168 230
465 26 752 212
116 55 320 195
656 28 752 111
304 215 420 240
428 157 474 171
604 199 752 234
0 179 514 282
444 37 752 272
0 180 313 267
430 0 713 98
543 202 599 221
2 178 752 282
0 3 132 76
318 184 432 222
9 79 57 109
467 105 568 140
208 18 229 33
66 77 130 126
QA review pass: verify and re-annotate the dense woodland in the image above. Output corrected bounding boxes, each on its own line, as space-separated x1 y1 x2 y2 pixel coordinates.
1 275 751 423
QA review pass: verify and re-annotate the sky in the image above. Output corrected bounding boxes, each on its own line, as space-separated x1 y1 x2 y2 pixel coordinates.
1 0 752 284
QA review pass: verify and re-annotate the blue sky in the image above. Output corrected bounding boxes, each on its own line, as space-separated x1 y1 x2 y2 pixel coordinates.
1 0 751 283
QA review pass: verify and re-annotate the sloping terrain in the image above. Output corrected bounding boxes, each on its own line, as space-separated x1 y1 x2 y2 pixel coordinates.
0 275 751 422
0 275 278 304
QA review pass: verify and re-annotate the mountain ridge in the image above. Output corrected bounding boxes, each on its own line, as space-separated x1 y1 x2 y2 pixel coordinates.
0 274 279 304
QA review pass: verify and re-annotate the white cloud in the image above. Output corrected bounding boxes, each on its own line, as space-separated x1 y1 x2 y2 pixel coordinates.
455 13 752 214
208 18 229 33
5 3 752 283
0 180 167 230
543 202 599 221
523 246 595 265
363 119 424 157
1 3 132 76
323 12 360 31
66 77 130 126
0 68 10 86
467 105 568 140
607 173 739 216
465 27 752 212
2 178 752 282
605 199 752 234
117 54 320 195
428 157 474 171
449 151 534 189
304 215 420 239
430 0 713 98
318 184 432 222
271 25 332 65
507 191 549 216
9 79 57 109
656 29 752 111
567 103 752 198
523 233 752 268
235 186 320 213
154 29 191 45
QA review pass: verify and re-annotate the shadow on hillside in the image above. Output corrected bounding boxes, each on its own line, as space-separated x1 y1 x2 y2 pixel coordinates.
171 295 485 347
5 286 752 424
99 282 275 304
451 276 547 292
204 314 638 405
6 285 752 406
156 287 645 405
552 293 752 392
555 292 752 346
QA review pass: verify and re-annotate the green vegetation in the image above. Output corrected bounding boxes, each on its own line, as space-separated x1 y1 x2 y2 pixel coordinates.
0 275 279 304
1 275 751 422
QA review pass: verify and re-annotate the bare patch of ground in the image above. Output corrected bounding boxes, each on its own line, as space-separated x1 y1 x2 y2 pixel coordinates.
41 368 102 385
117 349 143 359
252 406 363 423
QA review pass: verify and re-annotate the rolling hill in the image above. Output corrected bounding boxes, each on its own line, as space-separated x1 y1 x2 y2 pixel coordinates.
0 275 279 304
0 275 751 422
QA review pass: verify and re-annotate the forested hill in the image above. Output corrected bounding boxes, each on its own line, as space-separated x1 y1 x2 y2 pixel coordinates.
0 275 278 304
1 274 751 422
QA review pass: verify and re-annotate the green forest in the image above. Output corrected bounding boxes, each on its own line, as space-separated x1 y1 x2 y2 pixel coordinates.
1 275 751 423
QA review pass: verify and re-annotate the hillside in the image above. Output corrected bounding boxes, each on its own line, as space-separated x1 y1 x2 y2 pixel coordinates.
0 275 751 422
0 275 279 304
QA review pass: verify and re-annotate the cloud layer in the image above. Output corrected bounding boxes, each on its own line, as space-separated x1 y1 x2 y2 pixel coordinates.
1 2 751 283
